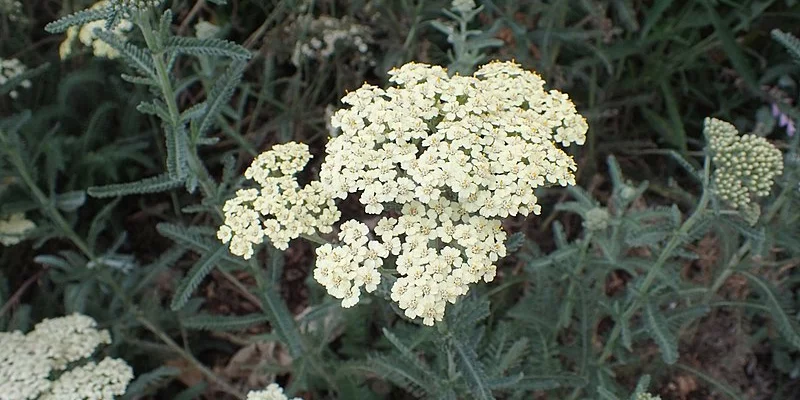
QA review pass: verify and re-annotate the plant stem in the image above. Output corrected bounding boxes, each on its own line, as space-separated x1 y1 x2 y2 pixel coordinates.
138 312 246 400
598 156 712 363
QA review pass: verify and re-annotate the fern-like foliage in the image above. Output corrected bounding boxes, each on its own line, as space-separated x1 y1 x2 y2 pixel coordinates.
170 244 226 310
773 29 800 65
191 60 247 139
181 313 270 331
166 37 252 60
44 7 113 33
87 174 184 198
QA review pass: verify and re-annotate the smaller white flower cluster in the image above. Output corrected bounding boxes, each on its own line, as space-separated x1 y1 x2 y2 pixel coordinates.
290 15 372 66
0 314 134 400
195 19 221 40
704 117 783 213
451 0 477 13
0 58 32 99
0 212 35 246
59 1 134 60
246 383 301 400
217 142 341 258
635 393 661 400
0 0 23 22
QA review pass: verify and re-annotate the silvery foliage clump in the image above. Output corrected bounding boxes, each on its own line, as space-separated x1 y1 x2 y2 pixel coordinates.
1 1 799 400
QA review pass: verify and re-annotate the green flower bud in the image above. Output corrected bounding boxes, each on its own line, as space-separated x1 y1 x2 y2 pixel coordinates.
704 117 783 212
583 207 610 231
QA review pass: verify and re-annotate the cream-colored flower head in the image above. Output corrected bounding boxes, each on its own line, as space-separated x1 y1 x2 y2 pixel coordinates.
246 383 302 400
39 358 134 400
704 117 783 215
315 61 585 324
217 142 341 258
0 212 35 245
0 313 133 400
219 61 586 326
59 1 134 60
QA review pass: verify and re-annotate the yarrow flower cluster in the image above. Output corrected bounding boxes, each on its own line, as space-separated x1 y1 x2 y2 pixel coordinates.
704 117 783 215
290 15 372 66
0 0 23 22
59 1 134 60
635 393 662 400
246 383 301 400
0 314 134 400
219 61 586 325
0 212 35 246
217 142 340 258
195 19 221 40
0 58 32 99
451 0 477 14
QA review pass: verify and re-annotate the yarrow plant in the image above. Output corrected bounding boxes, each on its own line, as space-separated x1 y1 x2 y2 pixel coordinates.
219 60 587 325
0 314 133 400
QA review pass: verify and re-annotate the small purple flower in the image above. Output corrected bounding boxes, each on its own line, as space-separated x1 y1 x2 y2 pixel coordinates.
771 102 796 137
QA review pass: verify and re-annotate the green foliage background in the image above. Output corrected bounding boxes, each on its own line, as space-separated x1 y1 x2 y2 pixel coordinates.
2 0 800 399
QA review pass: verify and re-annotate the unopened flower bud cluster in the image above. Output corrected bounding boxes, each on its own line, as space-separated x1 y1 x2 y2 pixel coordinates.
195 19 221 40
0 314 133 400
217 142 341 258
704 117 783 212
0 58 32 99
290 15 372 66
0 212 35 246
59 1 134 60
108 0 161 15
219 61 586 326
246 383 301 400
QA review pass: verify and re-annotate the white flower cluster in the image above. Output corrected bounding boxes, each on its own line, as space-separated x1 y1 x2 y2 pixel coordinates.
704 117 783 212
0 58 32 99
0 0 23 22
195 19 221 40
59 1 134 60
318 61 585 324
220 61 586 326
246 383 301 400
290 15 372 66
217 142 341 258
451 0 477 13
0 314 133 400
0 212 35 246
635 393 661 400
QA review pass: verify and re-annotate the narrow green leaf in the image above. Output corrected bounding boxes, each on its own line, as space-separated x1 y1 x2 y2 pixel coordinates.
87 174 183 198
182 313 270 331
122 366 180 399
643 300 678 364
45 8 112 33
193 61 247 138
55 190 86 212
703 3 758 91
640 0 672 38
450 335 495 400
165 124 189 180
660 81 687 154
260 287 304 357
166 37 252 60
738 270 800 349
170 244 226 311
